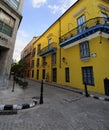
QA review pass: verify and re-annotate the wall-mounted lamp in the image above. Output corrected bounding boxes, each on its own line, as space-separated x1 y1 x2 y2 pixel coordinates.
62 57 67 64
99 31 102 44
91 53 97 58
62 57 65 62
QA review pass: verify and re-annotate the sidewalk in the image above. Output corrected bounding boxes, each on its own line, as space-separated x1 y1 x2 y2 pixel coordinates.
0 79 38 110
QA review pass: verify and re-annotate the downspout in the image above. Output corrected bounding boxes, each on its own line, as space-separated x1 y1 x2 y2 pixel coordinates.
59 19 61 68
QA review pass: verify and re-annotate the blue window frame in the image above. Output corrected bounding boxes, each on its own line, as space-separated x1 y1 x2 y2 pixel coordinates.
82 66 94 85
80 41 90 59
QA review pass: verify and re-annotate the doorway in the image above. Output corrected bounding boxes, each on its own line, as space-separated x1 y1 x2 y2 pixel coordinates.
52 68 57 82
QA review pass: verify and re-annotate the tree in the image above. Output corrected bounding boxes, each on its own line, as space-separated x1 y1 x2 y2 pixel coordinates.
10 60 27 78
10 60 28 89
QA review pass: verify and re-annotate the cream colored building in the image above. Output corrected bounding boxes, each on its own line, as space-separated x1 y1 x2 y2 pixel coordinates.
0 0 24 88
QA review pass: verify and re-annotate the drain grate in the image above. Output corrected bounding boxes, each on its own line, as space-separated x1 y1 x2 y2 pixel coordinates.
0 110 18 115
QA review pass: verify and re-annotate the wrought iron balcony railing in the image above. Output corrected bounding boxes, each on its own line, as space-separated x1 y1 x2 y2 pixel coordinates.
37 42 57 56
59 17 109 46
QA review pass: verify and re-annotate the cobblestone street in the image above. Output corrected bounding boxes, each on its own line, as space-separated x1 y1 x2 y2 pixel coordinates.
0 80 109 130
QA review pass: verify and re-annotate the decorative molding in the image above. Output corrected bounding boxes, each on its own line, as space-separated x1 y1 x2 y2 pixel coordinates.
73 7 86 17
46 33 53 39
0 35 8 43
98 4 109 12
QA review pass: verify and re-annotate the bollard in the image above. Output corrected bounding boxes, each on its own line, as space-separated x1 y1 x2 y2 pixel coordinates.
39 80 43 104
84 83 89 97
12 75 15 92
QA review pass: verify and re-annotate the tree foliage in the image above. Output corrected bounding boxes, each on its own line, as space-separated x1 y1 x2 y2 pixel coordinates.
11 60 27 77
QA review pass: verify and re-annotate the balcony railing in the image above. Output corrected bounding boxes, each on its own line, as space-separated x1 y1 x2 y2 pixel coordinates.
59 17 109 47
38 42 57 56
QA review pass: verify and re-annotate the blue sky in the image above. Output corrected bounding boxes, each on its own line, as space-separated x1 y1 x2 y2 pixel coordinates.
13 0 77 61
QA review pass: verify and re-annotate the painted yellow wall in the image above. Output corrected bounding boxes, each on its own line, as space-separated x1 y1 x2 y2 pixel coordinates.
33 0 109 94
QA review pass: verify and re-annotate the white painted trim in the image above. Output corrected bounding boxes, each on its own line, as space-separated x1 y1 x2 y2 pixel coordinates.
98 4 109 12
73 7 86 17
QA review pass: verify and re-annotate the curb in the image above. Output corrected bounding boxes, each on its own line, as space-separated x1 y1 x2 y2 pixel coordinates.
72 91 109 102
67 90 109 102
0 99 38 111
44 81 109 102
89 94 109 102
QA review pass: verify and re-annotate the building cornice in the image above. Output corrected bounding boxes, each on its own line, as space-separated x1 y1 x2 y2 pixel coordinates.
0 1 22 19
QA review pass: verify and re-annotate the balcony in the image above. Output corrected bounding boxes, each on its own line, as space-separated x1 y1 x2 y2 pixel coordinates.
38 42 57 56
60 17 109 48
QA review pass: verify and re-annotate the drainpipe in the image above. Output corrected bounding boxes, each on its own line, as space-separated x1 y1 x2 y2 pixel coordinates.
59 19 61 68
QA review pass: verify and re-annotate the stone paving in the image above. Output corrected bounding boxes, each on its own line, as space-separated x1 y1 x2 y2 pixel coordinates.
0 79 109 130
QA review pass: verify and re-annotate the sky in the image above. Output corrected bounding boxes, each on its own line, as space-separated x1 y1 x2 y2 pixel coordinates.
13 0 77 61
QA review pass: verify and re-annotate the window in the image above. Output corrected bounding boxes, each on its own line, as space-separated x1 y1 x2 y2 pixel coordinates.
65 68 70 82
82 66 94 85
80 41 90 59
52 68 57 82
6 0 19 10
36 58 40 67
42 69 45 79
0 10 15 37
48 38 52 49
101 12 108 24
42 57 46 67
32 48 36 57
102 12 108 18
77 15 86 33
1 23 12 36
0 10 15 28
32 70 34 78
27 70 30 77
31 60 34 68
37 44 41 53
36 69 39 80
52 53 56 65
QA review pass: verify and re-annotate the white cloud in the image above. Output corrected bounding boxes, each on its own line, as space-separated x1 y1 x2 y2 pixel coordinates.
48 5 59 14
13 39 25 61
19 30 29 38
13 30 30 61
48 0 77 14
32 0 47 8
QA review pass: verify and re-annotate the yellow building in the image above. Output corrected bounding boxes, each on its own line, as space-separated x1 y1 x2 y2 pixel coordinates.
32 0 109 95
